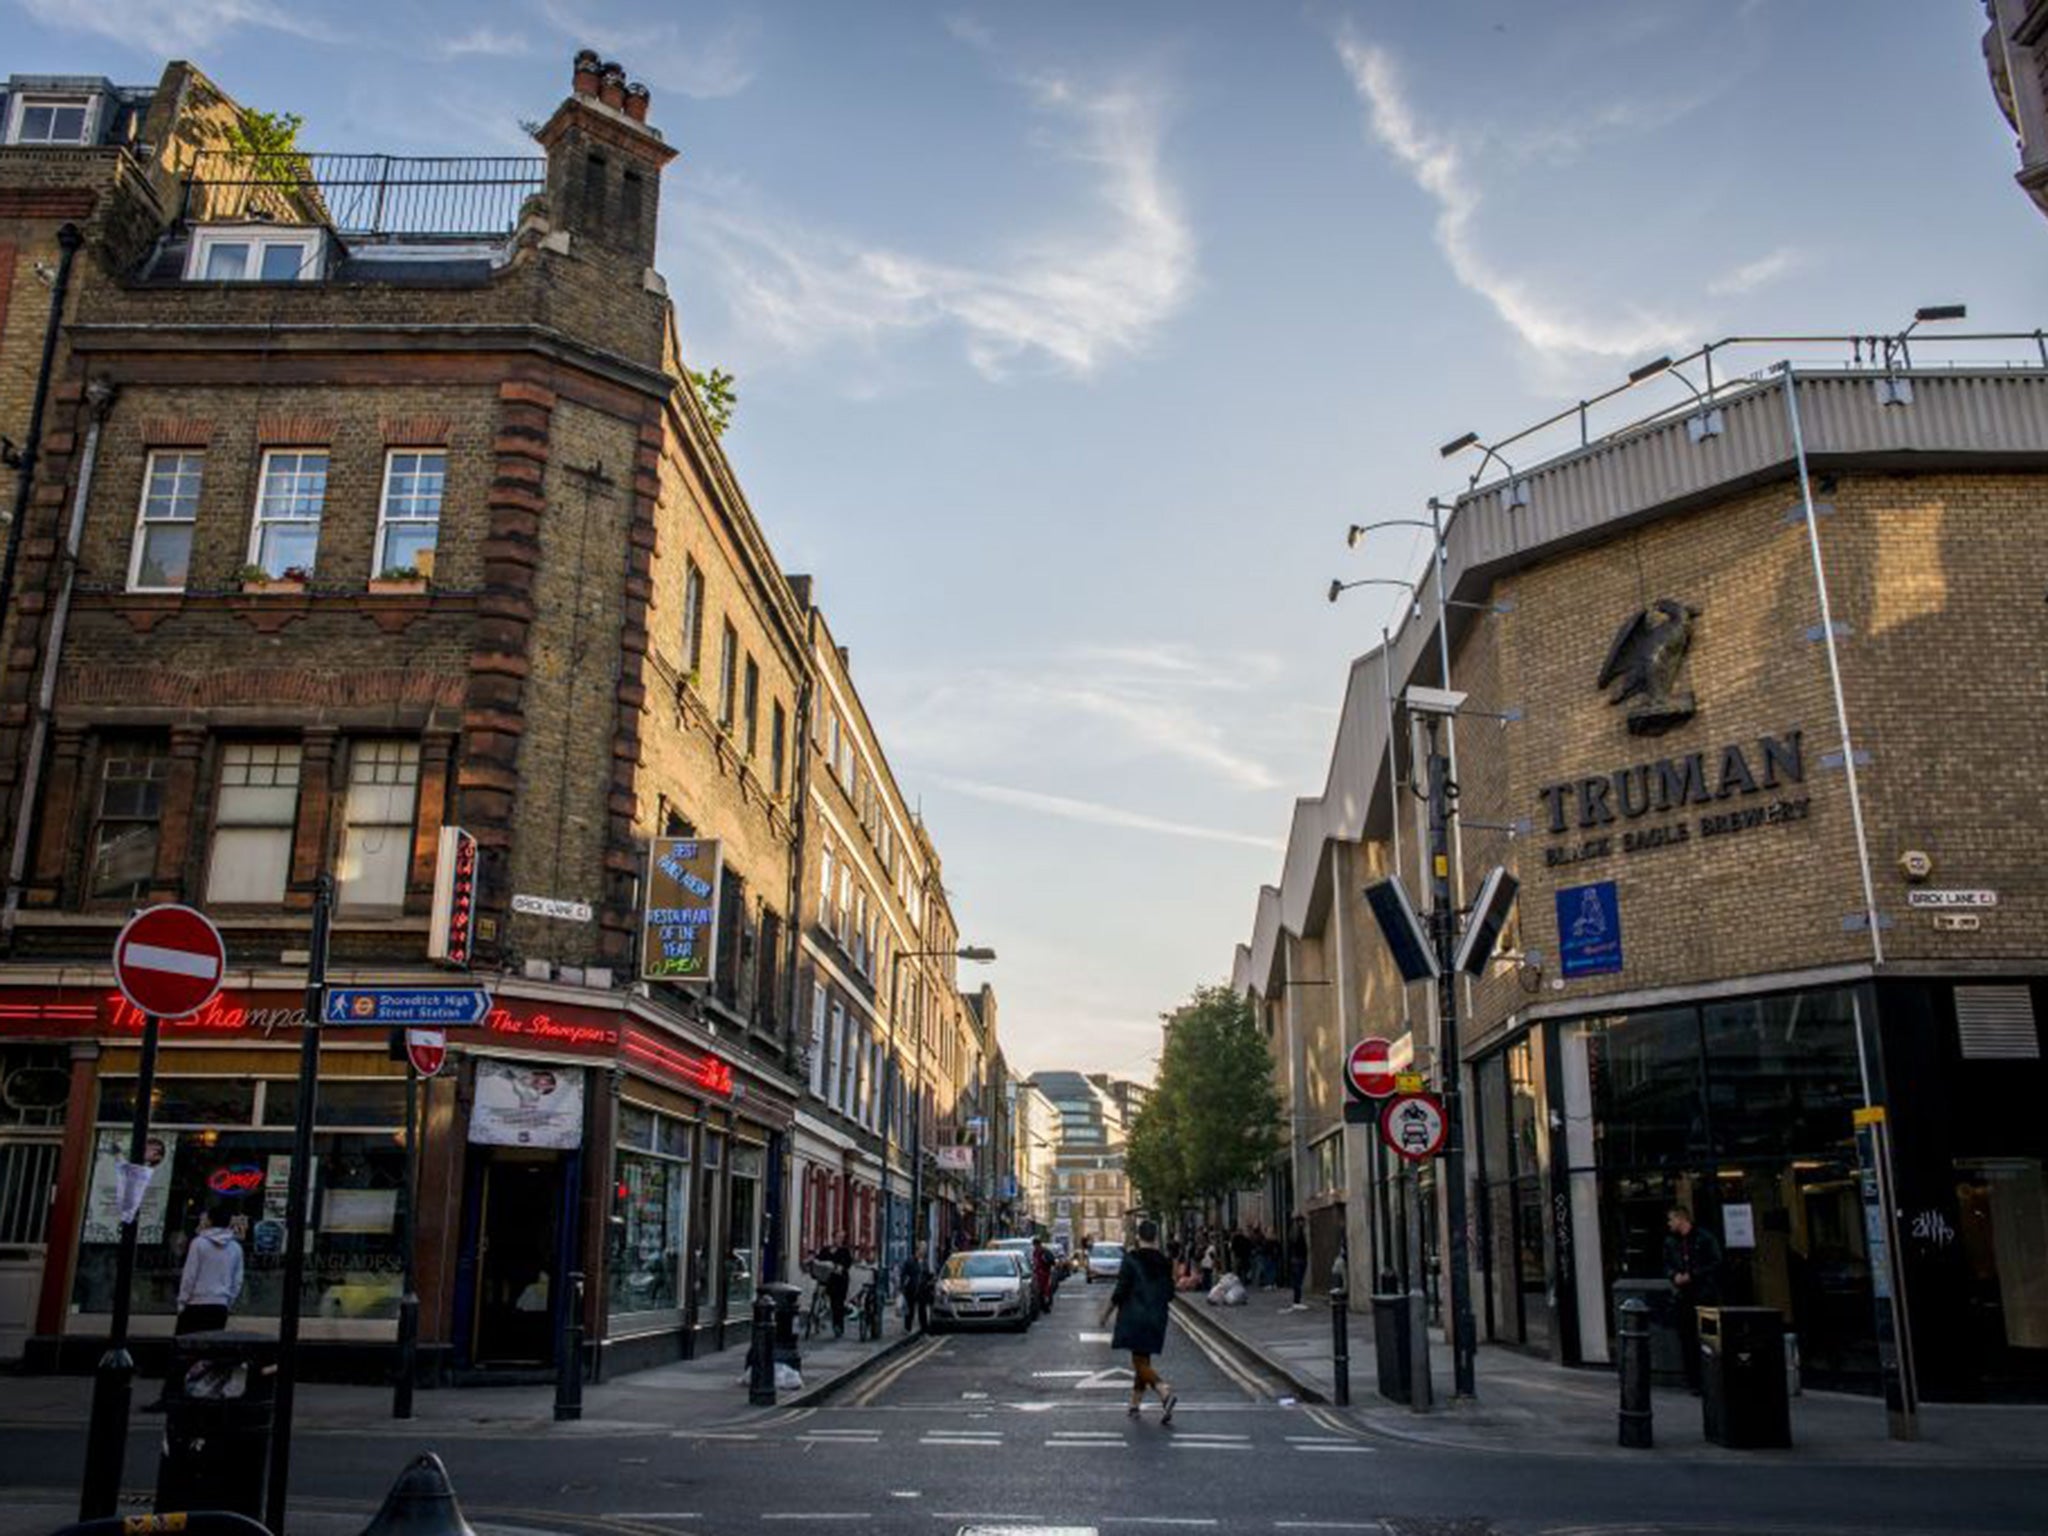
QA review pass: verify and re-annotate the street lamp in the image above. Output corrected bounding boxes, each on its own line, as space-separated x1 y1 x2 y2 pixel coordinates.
887 944 995 1266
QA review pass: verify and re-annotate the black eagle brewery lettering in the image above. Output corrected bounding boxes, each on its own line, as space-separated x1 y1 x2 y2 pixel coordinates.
1540 731 1807 867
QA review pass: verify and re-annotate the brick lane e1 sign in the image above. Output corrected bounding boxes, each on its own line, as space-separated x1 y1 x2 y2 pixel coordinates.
642 836 722 983
1557 880 1624 978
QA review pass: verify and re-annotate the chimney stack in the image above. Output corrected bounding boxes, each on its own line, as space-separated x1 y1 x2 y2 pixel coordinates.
572 49 601 97
535 50 677 268
599 61 628 110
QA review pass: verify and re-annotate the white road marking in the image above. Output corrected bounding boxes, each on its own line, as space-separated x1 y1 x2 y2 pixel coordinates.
1170 1440 1250 1450
599 1515 698 1522
1031 1370 1092 1379
1273 1524 1383 1531
1168 1432 1248 1441
888 1491 922 1499
1077 1331 1113 1342
1100 1521 1219 1528
674 1430 757 1440
760 1517 872 1523
1292 1442 1374 1453
1051 1430 1125 1440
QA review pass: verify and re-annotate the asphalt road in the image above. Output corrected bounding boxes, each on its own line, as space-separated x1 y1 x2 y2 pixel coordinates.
8 1287 2048 1536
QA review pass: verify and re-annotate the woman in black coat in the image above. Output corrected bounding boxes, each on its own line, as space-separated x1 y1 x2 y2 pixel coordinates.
1103 1217 1178 1423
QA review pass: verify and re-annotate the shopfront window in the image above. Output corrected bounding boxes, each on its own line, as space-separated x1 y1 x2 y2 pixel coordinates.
609 1102 692 1325
74 1075 405 1325
725 1144 762 1321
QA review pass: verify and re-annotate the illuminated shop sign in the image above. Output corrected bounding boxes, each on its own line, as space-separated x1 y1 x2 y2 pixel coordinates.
207 1163 266 1195
428 826 480 966
642 837 721 984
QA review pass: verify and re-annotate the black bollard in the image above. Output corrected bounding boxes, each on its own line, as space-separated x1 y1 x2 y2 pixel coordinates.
1329 1256 1351 1408
1617 1296 1653 1448
359 1450 479 1536
748 1290 778 1407
554 1271 585 1423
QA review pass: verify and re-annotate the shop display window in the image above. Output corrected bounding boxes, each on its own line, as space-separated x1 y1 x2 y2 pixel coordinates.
724 1144 762 1321
608 1101 692 1326
73 1075 406 1325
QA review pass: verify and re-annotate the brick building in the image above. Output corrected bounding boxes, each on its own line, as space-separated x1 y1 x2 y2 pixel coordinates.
1237 338 2048 1402
0 52 1003 1380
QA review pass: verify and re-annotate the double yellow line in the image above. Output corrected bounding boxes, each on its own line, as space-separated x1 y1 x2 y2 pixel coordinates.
848 1332 947 1407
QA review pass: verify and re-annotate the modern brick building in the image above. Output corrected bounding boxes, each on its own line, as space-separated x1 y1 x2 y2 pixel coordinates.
0 53 1004 1381
1237 337 2048 1402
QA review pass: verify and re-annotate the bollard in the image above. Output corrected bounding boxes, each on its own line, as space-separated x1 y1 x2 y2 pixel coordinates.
1617 1296 1653 1449
748 1290 778 1407
1329 1255 1351 1407
554 1271 585 1423
359 1451 479 1536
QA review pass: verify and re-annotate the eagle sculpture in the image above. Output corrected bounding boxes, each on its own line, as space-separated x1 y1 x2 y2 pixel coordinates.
1596 599 1699 735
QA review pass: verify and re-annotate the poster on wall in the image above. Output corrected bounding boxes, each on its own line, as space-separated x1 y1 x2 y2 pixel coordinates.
1723 1203 1757 1248
82 1129 179 1243
1556 881 1624 978
470 1059 585 1148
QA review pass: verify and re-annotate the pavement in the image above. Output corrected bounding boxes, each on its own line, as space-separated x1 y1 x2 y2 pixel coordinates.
1172 1285 2048 1467
4 1279 2048 1536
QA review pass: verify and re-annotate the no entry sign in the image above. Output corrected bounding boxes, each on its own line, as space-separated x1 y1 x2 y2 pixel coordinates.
1346 1037 1397 1100
1381 1092 1448 1162
406 1029 447 1078
113 905 227 1020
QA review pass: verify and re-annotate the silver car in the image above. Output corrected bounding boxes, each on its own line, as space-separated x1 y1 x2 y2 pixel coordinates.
930 1250 1033 1332
1084 1241 1124 1284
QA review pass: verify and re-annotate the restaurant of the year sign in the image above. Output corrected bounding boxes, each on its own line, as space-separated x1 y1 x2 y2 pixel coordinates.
1538 729 1812 869
642 836 722 983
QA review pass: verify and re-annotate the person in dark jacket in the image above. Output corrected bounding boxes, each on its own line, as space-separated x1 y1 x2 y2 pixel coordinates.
1663 1205 1723 1394
898 1242 932 1333
1102 1217 1177 1423
822 1232 854 1339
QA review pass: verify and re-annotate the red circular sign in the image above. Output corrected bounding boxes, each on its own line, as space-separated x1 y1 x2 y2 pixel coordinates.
406 1029 448 1079
1380 1092 1448 1163
1346 1037 1397 1100
112 904 227 1020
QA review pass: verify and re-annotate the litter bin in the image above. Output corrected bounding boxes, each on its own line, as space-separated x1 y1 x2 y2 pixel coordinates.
1699 1307 1791 1448
762 1282 803 1369
1371 1292 1410 1403
155 1332 277 1519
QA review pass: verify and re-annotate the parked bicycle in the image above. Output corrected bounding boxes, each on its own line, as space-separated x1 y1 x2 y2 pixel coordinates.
854 1276 883 1342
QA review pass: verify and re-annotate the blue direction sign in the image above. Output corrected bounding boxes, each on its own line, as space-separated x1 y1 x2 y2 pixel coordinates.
322 987 492 1027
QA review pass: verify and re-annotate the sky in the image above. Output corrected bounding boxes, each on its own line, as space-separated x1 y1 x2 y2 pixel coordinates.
12 1 2046 1081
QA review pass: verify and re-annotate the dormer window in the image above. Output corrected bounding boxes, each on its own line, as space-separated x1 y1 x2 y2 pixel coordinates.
186 225 323 283
8 94 94 145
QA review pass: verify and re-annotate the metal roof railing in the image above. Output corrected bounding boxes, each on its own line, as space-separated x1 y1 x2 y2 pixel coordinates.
181 151 546 240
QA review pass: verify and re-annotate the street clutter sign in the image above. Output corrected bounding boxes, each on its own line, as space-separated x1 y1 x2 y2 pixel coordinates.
1556 880 1623 978
642 837 722 982
512 893 594 922
322 987 491 1026
113 904 227 1019
406 1029 447 1077
427 826 478 965
1346 1037 1397 1100
1906 889 1997 909
1381 1092 1447 1162
936 1145 974 1171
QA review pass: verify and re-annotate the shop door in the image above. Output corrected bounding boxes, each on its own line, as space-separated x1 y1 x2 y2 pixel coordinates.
473 1151 565 1366
0 1135 61 1359
1953 1157 2048 1395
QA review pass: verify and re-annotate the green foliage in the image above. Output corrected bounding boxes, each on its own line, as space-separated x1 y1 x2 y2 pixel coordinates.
690 367 738 438
225 108 304 159
1125 984 1284 1216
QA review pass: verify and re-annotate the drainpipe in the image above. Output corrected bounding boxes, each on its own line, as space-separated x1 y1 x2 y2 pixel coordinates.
1780 364 1885 965
3 376 114 938
0 223 84 680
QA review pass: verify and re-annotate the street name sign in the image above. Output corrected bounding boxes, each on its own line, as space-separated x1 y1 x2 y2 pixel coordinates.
1906 889 1997 909
322 987 492 1027
113 904 227 1020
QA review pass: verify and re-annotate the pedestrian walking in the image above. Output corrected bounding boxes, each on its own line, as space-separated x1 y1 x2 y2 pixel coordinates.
1198 1235 1217 1292
898 1242 932 1334
1101 1217 1176 1423
823 1231 854 1339
1664 1205 1723 1394
1031 1233 1056 1314
175 1200 245 1336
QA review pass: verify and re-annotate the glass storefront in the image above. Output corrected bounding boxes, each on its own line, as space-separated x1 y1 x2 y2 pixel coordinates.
608 1101 692 1328
73 1074 406 1325
725 1143 762 1321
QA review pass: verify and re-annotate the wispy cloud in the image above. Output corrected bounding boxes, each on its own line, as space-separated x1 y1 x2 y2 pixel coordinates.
439 25 530 59
932 776 1283 851
536 0 759 99
1708 245 1807 297
14 0 335 53
1332 23 1691 362
887 644 1283 792
686 67 1193 379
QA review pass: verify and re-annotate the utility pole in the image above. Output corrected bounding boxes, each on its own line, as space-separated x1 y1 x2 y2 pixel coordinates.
1423 714 1477 1398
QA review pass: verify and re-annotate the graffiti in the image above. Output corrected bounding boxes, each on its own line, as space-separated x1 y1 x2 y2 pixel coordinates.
1553 1191 1573 1279
1909 1208 1956 1248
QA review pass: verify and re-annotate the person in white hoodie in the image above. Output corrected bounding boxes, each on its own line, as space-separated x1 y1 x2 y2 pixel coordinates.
175 1201 245 1335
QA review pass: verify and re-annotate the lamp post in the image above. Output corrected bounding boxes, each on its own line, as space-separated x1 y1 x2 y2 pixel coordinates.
888 945 995 1266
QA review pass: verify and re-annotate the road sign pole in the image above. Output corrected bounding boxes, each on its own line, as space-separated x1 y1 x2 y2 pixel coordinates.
1425 712 1478 1399
393 1054 419 1420
77 1009 162 1519
266 873 331 1535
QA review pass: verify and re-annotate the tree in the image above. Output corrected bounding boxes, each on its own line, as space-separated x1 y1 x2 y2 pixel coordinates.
1126 984 1283 1218
690 367 737 437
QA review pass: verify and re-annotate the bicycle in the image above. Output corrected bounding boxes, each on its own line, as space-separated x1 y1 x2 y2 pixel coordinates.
855 1277 883 1342
800 1282 832 1341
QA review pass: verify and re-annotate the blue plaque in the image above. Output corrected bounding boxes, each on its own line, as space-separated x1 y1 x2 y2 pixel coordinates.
1556 881 1623 978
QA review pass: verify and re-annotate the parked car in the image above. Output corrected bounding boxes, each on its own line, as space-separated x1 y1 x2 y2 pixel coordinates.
1084 1240 1125 1284
985 1238 1044 1315
931 1250 1034 1332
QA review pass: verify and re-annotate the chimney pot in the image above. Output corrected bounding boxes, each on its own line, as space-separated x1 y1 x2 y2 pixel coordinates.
573 49 601 96
599 63 628 109
624 83 651 122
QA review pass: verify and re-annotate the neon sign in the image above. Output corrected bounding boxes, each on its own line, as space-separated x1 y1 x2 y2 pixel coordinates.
207 1164 265 1194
